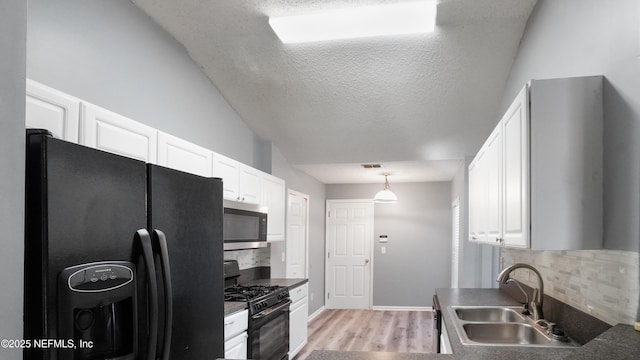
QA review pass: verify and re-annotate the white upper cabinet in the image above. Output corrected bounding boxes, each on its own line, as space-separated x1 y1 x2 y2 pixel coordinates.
238 164 261 204
25 80 80 142
261 173 286 241
212 155 262 205
469 76 603 250
501 87 529 248
157 131 213 177
468 119 503 245
26 81 288 223
484 123 504 245
80 102 158 163
213 153 262 204
212 153 241 201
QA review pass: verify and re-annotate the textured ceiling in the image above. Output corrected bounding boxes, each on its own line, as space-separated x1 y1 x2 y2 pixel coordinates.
132 0 537 183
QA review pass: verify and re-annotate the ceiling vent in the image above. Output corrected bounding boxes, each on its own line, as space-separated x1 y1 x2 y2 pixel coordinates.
361 164 382 169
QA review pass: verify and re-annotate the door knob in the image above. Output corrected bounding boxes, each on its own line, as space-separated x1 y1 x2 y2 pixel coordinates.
365 258 370 264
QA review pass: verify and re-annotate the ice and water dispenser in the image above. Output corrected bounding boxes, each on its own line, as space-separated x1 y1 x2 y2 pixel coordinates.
58 261 137 360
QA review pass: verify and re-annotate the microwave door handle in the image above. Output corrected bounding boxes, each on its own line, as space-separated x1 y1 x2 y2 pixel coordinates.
153 229 173 360
135 229 158 360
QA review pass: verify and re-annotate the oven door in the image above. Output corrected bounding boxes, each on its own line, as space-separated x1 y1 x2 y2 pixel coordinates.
249 300 291 360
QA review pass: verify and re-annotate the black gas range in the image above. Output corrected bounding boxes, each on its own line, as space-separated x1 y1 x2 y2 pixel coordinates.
224 284 290 315
224 260 290 360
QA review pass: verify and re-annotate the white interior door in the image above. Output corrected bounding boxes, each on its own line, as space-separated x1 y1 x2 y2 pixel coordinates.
286 190 309 278
325 200 373 309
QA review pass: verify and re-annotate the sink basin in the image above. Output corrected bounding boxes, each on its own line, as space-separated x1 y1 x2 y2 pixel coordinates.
454 306 526 323
448 306 579 348
462 323 551 345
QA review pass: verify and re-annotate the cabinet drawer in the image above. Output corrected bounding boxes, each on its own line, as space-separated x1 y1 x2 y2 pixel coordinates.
289 283 308 303
224 331 247 360
224 309 248 341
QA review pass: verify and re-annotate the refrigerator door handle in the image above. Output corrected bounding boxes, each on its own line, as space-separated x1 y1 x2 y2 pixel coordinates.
152 229 173 360
135 229 159 360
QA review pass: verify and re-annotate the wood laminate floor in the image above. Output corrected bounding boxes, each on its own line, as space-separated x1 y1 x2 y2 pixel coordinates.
294 309 435 360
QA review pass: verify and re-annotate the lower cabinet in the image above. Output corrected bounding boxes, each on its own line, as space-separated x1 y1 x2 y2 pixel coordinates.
225 332 248 359
289 283 309 359
224 309 248 360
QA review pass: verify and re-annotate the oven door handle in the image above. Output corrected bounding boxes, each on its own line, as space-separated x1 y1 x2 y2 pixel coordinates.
253 299 291 319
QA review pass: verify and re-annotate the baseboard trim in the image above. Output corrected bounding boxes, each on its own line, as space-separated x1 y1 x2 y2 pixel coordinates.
307 306 326 322
371 306 433 311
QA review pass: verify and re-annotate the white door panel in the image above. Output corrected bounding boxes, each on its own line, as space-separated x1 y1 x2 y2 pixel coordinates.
286 191 309 278
326 200 373 309
212 153 240 200
80 102 157 163
25 80 80 142
157 131 212 177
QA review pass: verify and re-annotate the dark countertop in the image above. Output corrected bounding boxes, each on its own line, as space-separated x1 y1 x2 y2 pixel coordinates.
305 351 448 360
562 324 640 360
224 301 247 316
243 277 308 289
306 288 639 360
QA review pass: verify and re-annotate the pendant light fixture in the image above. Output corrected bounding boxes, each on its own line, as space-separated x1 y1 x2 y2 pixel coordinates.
373 173 398 203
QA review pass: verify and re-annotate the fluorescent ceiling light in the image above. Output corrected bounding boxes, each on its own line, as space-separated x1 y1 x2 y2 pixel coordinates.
269 1 437 44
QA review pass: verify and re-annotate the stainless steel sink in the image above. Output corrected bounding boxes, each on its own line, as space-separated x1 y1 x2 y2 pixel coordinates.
448 306 579 348
454 306 526 323
462 323 551 345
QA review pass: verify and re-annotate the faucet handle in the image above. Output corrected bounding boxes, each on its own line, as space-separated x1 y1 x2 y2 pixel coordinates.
535 319 555 334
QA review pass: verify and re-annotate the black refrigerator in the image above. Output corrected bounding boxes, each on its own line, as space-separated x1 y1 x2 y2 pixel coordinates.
24 130 224 360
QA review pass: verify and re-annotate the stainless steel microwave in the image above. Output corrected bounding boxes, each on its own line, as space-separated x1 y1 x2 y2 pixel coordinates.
223 205 267 249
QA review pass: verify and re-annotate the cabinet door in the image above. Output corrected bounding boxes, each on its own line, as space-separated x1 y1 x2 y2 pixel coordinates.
484 125 503 245
157 132 212 177
80 102 157 163
262 174 286 241
25 80 80 142
239 164 261 204
468 157 482 242
224 332 247 360
289 290 308 359
212 153 240 201
501 86 529 248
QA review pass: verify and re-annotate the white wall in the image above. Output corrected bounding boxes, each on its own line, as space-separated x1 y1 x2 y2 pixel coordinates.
0 1 27 359
26 0 257 165
499 0 640 251
326 182 452 307
270 145 327 315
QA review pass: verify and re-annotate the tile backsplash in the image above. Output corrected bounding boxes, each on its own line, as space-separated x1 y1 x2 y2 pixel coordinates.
501 248 639 326
223 247 271 270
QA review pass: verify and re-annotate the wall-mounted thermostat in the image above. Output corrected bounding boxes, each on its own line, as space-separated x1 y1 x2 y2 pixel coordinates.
379 235 388 243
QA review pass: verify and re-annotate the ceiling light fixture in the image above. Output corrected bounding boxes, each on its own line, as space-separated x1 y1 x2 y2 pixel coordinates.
373 173 398 203
269 1 437 44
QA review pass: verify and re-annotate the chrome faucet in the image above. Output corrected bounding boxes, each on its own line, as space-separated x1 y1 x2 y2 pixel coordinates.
496 263 544 321
505 278 530 315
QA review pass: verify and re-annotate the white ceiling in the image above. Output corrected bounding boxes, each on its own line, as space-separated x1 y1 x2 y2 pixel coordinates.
132 0 537 184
